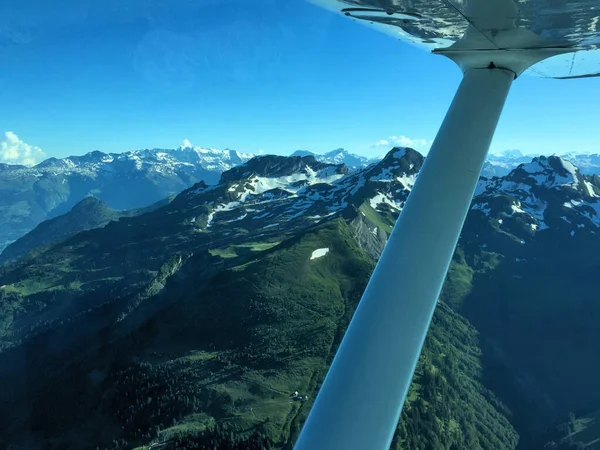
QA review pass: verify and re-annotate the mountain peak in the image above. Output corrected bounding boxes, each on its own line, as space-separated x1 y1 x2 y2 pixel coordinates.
477 154 596 200
323 148 348 157
508 155 581 190
35 157 73 169
290 150 316 158
219 154 347 185
84 150 108 159
473 154 600 235
359 147 424 192
379 147 423 167
0 195 119 264
288 149 377 170
71 196 108 212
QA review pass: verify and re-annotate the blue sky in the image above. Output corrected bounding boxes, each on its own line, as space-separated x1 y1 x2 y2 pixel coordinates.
0 0 598 165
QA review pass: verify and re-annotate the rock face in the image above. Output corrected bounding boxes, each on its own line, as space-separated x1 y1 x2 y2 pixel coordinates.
349 213 388 260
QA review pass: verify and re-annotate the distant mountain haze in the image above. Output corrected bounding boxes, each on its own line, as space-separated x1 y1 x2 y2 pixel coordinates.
290 148 379 169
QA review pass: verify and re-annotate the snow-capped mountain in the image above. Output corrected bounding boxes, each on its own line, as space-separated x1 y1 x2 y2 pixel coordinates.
188 150 600 247
33 146 253 179
482 149 535 177
0 146 253 252
0 148 423 266
290 148 378 170
14 147 600 268
482 149 600 177
172 145 254 172
472 155 600 240
159 148 422 244
166 150 600 257
562 153 600 175
289 147 600 180
4 140 599 258
288 146 600 181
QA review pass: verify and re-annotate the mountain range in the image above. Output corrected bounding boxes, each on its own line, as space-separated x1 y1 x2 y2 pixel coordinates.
1 147 600 449
290 148 379 169
3 143 599 258
0 146 252 253
0 146 377 255
484 149 600 177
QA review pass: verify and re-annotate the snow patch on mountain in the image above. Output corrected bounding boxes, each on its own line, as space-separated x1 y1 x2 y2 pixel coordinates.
515 157 580 189
310 248 330 260
396 174 417 190
225 213 248 223
207 201 241 227
511 202 526 214
563 200 600 227
230 166 346 202
583 180 598 197
370 193 401 211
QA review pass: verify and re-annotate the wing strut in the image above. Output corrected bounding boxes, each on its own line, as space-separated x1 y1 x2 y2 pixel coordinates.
294 66 514 450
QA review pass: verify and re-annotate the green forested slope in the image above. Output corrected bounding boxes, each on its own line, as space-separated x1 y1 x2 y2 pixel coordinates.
0 219 517 450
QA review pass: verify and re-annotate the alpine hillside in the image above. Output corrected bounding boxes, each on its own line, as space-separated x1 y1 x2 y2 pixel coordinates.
0 196 172 265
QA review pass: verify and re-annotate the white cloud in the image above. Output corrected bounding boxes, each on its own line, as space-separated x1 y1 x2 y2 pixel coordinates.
372 135 431 152
0 132 46 166
181 138 193 148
